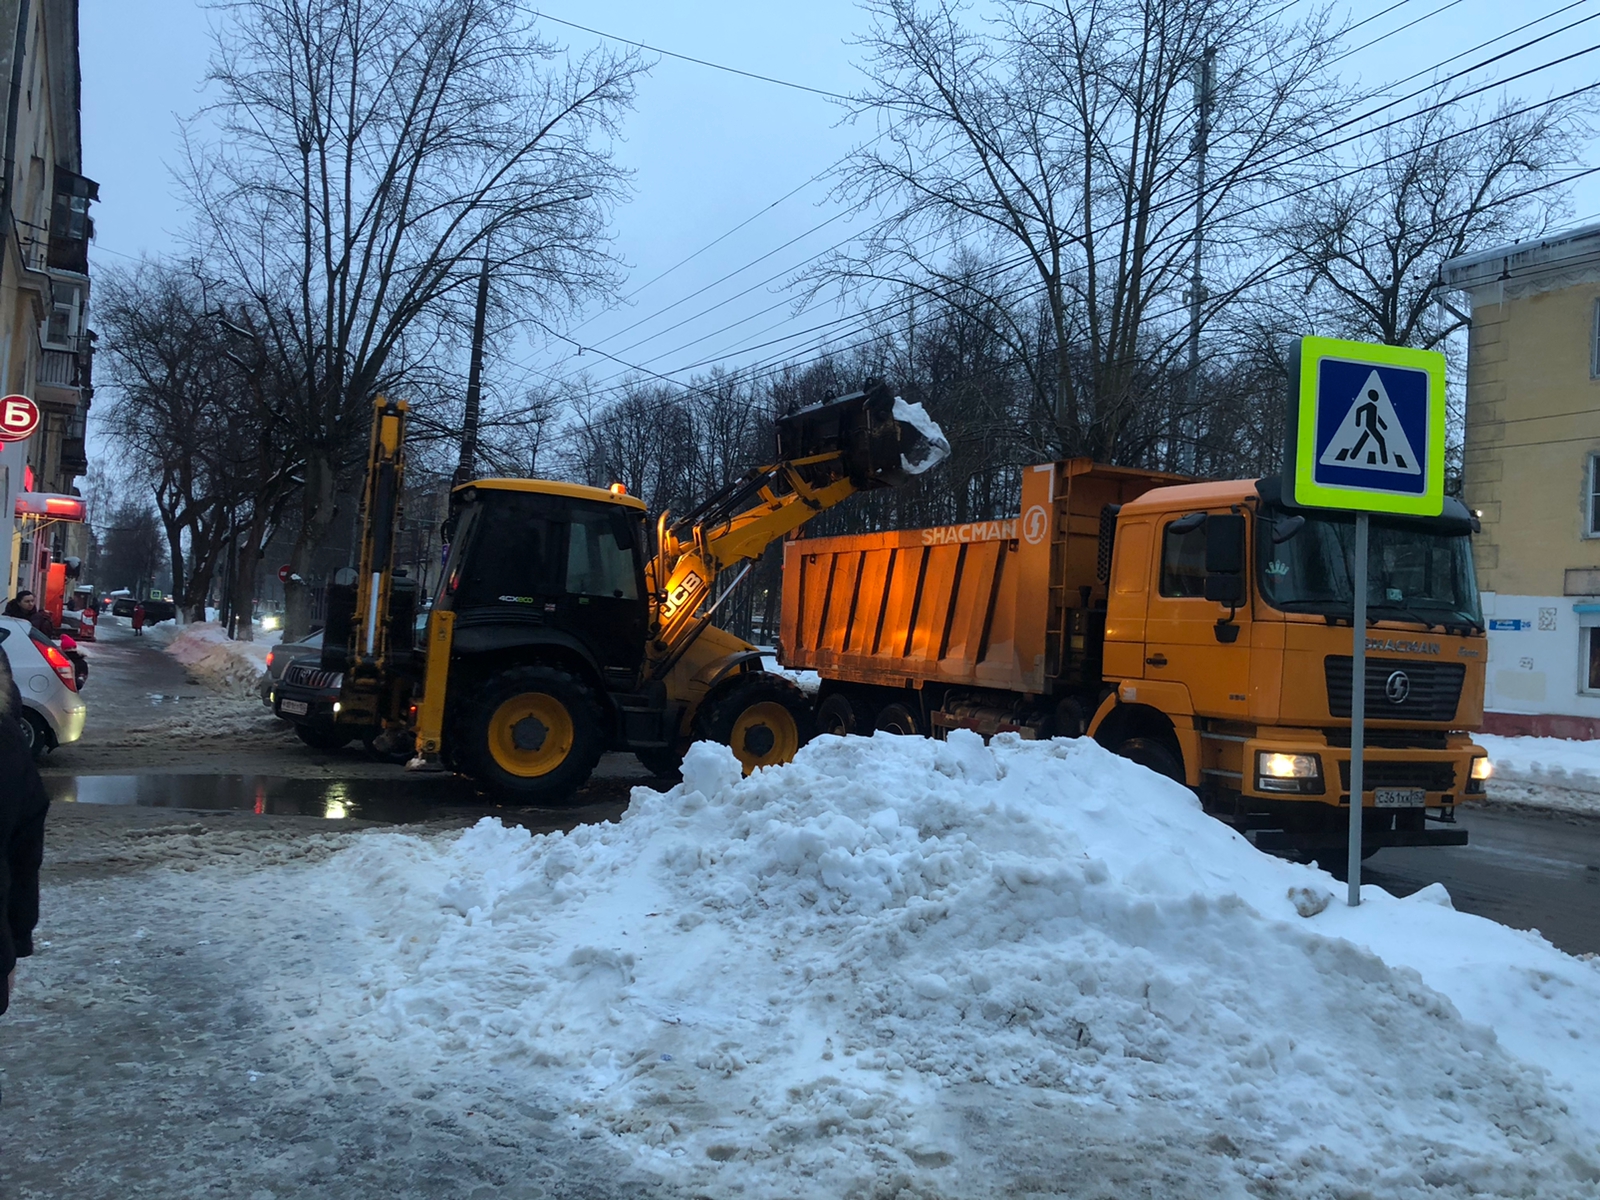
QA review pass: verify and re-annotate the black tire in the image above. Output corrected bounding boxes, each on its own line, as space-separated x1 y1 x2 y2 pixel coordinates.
294 723 353 751
816 692 863 737
1113 735 1185 784
875 701 922 737
456 665 606 804
635 746 686 778
694 673 815 774
19 709 50 761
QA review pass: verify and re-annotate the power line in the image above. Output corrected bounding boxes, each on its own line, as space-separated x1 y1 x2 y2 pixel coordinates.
521 3 1600 409
530 9 853 101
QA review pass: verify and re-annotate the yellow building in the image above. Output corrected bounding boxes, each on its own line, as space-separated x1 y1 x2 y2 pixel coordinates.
1443 223 1600 737
0 0 93 603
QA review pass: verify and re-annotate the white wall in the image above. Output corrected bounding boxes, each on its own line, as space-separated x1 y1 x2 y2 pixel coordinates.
0 438 22 597
1481 591 1600 718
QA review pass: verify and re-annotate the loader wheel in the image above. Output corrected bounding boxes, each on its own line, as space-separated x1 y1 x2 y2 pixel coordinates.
460 666 605 803
875 701 922 737
695 673 815 775
817 692 868 737
1113 735 1185 785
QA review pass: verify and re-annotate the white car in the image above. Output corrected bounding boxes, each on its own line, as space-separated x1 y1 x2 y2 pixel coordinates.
0 615 86 758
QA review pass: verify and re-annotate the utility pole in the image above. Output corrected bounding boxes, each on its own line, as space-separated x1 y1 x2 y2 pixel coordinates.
1181 45 1216 476
455 253 492 488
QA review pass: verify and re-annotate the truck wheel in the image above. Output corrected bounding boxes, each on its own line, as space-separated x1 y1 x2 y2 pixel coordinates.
1113 735 1185 784
460 666 605 803
294 724 353 751
696 673 815 774
875 701 921 737
817 692 865 737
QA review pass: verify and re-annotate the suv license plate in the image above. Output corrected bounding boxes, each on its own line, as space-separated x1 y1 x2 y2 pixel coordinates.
1374 788 1425 808
279 698 309 717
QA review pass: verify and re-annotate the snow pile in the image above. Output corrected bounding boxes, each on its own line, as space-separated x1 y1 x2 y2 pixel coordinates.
162 622 276 699
1477 734 1600 817
280 734 1600 1196
1479 733 1600 788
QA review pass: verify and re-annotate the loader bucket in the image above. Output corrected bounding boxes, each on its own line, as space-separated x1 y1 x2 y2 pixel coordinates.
774 382 950 490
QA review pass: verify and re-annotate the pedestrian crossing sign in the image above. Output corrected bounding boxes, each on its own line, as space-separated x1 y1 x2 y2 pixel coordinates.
1283 336 1446 516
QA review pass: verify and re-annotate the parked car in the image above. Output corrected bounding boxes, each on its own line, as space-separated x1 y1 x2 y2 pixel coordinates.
109 597 176 623
0 615 86 759
273 646 413 761
260 628 324 706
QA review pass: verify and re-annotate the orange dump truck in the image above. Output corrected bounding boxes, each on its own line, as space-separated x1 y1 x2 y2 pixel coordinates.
779 458 1490 861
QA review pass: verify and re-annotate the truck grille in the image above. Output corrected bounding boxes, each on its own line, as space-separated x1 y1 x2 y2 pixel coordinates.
1324 657 1464 723
283 662 342 690
1337 760 1457 792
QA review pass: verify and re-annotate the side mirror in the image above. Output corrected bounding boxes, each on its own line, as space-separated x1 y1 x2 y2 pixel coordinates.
1271 515 1306 544
1204 514 1246 574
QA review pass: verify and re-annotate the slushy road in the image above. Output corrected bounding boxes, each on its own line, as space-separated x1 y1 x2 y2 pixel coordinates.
1365 803 1600 956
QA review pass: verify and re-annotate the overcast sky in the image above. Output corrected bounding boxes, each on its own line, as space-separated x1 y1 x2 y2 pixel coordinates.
79 0 1600 416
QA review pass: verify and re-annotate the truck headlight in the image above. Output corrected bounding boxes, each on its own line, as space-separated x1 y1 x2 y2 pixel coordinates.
1467 755 1492 792
1256 751 1323 794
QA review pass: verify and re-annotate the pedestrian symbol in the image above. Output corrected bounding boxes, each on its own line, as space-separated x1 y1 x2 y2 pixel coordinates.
1282 336 1445 517
1317 370 1421 475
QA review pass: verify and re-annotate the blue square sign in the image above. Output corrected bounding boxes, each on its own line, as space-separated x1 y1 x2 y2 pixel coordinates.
1284 337 1447 516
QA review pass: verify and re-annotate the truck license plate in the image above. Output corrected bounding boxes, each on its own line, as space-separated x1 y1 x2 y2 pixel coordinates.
280 698 309 717
1374 788 1425 808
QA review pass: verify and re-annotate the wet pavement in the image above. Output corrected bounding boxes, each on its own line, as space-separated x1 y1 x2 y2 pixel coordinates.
1366 803 1600 956
41 771 644 829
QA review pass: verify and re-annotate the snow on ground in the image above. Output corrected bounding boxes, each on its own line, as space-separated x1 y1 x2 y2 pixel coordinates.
203 732 1600 1197
760 653 820 696
1479 734 1600 817
160 621 276 700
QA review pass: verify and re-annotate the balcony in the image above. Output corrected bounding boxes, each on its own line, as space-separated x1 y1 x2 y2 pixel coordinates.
39 347 82 388
59 436 87 477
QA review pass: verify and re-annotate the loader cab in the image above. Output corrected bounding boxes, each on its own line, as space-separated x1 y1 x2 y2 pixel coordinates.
437 480 650 680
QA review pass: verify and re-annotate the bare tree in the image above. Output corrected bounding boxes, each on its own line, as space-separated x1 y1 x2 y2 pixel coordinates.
190 0 644 637
822 0 1342 465
1283 97 1590 349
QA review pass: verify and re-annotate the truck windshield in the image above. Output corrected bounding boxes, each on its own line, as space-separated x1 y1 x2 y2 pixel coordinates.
1258 511 1482 629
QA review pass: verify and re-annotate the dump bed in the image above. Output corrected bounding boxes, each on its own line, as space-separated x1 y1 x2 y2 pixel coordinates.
780 459 1183 695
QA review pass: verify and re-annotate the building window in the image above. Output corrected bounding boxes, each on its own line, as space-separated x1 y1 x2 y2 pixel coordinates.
1585 627 1600 694
1591 454 1600 537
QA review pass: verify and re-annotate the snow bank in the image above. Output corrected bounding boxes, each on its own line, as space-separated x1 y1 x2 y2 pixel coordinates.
1477 734 1600 817
163 622 275 700
282 733 1600 1196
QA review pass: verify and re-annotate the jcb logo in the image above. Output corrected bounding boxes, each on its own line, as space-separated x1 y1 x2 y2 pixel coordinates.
0 394 38 443
661 569 704 621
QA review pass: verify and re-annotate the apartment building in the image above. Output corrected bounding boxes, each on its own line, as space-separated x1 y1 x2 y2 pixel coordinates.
1442 221 1600 737
0 0 94 607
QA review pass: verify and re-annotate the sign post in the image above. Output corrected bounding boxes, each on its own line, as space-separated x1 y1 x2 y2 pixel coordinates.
1282 336 1447 906
0 394 39 443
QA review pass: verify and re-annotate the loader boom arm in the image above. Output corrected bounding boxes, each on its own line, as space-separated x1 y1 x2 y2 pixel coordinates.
646 382 946 673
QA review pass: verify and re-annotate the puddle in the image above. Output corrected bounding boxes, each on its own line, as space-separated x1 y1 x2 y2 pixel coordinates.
40 774 632 826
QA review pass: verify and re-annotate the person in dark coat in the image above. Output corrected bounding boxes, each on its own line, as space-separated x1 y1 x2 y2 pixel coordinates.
4 590 54 639
0 645 49 1018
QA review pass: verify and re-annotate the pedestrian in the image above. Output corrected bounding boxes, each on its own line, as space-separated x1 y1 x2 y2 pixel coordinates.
0 639 50 1039
3 590 54 639
131 601 146 637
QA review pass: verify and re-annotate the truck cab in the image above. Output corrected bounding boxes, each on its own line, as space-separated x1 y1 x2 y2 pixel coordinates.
1096 478 1488 860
